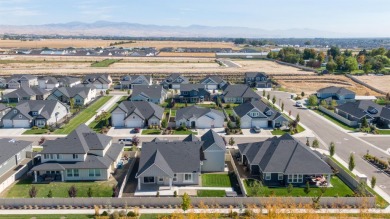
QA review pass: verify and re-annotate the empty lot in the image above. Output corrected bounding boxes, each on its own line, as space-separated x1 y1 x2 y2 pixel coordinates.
233 60 314 75
354 75 390 93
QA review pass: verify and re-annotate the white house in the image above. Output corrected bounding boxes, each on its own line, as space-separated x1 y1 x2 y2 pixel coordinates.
38 77 60 90
175 106 225 129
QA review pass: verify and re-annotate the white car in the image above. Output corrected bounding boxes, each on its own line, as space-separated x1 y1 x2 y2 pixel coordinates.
295 101 303 107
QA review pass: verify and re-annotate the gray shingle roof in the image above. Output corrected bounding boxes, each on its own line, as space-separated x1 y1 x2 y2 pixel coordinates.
131 85 165 99
200 75 225 84
0 139 32 165
83 74 111 84
336 100 382 119
52 86 93 99
136 141 202 177
245 72 268 78
0 103 9 112
57 76 80 86
39 76 58 84
2 100 66 121
200 129 225 151
183 134 200 142
120 75 151 85
161 73 189 85
233 100 286 121
222 84 260 99
317 86 355 96
116 101 164 120
238 134 332 174
4 86 49 99
176 105 225 121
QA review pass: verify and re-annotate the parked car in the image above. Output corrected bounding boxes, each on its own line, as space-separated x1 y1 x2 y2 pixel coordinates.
253 126 261 133
119 138 132 146
295 101 303 107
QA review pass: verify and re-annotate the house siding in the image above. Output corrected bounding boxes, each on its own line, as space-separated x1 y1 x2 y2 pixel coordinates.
202 149 225 172
0 144 31 178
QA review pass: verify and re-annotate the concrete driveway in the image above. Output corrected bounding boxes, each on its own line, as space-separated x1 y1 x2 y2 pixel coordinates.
241 128 272 136
107 127 135 137
0 128 27 136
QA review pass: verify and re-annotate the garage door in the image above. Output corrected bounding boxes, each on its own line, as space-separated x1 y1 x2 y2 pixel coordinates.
251 119 268 128
125 119 144 128
13 120 30 128
2 119 13 128
111 113 125 127
206 84 218 90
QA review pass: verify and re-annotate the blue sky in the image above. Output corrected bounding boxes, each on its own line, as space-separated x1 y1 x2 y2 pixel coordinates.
0 0 390 36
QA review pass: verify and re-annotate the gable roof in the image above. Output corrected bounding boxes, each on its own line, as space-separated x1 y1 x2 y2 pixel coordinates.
0 139 32 165
233 100 286 121
116 101 164 120
161 73 189 85
222 84 260 99
39 76 58 84
176 105 225 121
41 124 112 154
336 100 382 119
4 86 49 99
52 86 93 99
120 75 151 84
136 141 202 177
83 74 111 85
245 72 268 78
200 75 225 84
0 103 9 112
3 100 67 121
317 86 355 96
57 77 80 85
238 134 332 174
200 129 225 151
183 134 200 142
132 85 165 99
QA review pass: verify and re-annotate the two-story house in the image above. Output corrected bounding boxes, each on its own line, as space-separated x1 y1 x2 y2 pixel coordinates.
119 75 152 89
199 75 226 90
176 84 211 103
57 77 81 87
244 72 272 89
130 85 168 104
221 84 261 103
6 75 38 89
3 85 50 103
83 74 112 89
47 86 96 106
160 73 189 89
2 100 69 128
31 124 124 182
38 77 60 90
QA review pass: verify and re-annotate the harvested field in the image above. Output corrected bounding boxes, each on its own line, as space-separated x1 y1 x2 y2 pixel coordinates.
110 62 220 69
233 60 315 75
354 75 390 93
118 40 240 49
0 39 117 48
158 52 215 57
275 75 382 96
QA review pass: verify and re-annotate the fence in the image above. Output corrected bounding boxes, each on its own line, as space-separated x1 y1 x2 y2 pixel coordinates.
346 74 387 95
0 160 32 194
318 106 358 127
118 152 138 198
228 150 247 196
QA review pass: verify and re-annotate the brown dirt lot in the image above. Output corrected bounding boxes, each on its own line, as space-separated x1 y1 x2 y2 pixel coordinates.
118 40 240 50
158 52 215 57
233 60 314 75
354 75 390 93
0 39 118 48
275 75 382 96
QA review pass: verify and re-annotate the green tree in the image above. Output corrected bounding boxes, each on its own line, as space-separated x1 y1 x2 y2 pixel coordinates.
262 90 266 97
329 142 335 157
267 93 270 100
308 95 318 106
228 137 235 146
327 46 341 59
317 52 325 63
330 100 338 108
326 60 337 72
29 186 38 198
320 100 327 107
362 117 369 128
281 102 284 112
181 192 191 212
301 91 305 97
371 176 377 189
272 96 276 104
344 56 358 72
303 48 316 60
161 119 168 128
47 190 53 198
236 116 241 128
69 98 75 110
306 138 310 146
335 56 345 70
304 181 311 194
312 139 319 149
296 113 300 123
349 153 355 171
68 185 78 198
363 63 372 73
287 183 293 194
87 187 93 197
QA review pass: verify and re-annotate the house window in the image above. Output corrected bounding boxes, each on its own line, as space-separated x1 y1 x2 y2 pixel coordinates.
287 174 303 183
184 173 193 182
67 169 73 177
89 169 94 177
32 112 38 116
44 154 49 159
95 169 101 177
50 154 54 159
89 169 101 177
158 177 164 182
173 174 177 182
264 173 271 180
266 111 273 116
278 173 283 180
56 154 61 159
73 169 79 177
18 115 22 119
144 176 155 183
251 112 259 117
13 110 17 114
73 154 79 159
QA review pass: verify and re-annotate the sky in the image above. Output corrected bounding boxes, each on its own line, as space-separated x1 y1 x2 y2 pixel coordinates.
1 0 390 36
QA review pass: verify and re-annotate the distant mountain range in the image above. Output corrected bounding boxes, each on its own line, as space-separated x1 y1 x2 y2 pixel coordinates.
0 21 345 38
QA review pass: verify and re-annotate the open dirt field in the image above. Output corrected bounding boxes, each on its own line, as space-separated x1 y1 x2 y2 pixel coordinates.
110 62 220 69
118 40 240 49
354 75 390 93
158 52 215 57
233 60 314 75
275 75 382 96
0 39 118 48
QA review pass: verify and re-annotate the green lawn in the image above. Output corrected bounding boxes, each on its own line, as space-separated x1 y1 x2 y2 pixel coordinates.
5 179 114 198
32 147 43 152
377 129 390 135
244 176 353 197
23 128 48 135
312 109 356 131
271 129 289 135
197 190 226 197
91 59 120 67
0 215 93 219
142 129 161 135
170 110 176 117
225 109 234 116
54 96 112 134
202 174 232 187
172 130 197 135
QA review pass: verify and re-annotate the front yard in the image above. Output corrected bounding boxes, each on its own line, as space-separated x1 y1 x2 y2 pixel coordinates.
244 176 353 197
172 130 197 135
312 109 356 131
5 179 114 198
23 128 49 135
142 129 161 135
54 96 112 134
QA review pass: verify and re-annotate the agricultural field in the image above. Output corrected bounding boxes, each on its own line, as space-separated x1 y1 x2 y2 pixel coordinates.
233 59 314 75
275 75 382 96
118 40 241 49
355 75 390 93
0 39 117 48
158 52 215 57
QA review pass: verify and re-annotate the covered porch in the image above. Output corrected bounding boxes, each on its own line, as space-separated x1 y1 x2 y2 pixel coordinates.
136 175 174 191
31 163 65 183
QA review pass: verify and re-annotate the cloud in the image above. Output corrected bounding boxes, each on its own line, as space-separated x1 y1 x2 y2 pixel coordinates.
74 1 116 20
0 6 41 16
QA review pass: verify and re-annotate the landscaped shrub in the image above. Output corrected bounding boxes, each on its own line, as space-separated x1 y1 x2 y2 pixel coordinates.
101 211 108 216
127 211 137 217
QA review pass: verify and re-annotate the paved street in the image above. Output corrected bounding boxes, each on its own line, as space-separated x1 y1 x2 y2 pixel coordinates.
360 137 390 152
269 91 390 196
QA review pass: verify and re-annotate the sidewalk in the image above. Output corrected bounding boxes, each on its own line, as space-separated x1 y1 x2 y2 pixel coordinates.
85 95 123 126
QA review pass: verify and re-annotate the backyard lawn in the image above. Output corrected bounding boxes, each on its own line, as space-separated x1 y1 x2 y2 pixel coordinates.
225 109 234 116
23 128 48 135
5 179 114 198
202 174 232 187
142 129 161 135
172 130 197 135
197 190 226 197
244 176 353 197
54 96 112 134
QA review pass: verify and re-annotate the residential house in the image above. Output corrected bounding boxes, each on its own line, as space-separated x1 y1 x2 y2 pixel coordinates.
221 84 261 103
130 85 167 104
317 86 356 104
47 86 96 106
0 77 7 88
0 139 33 193
199 75 226 90
233 101 288 129
119 75 152 89
176 84 211 103
160 73 189 89
175 106 225 128
135 141 203 190
0 104 11 126
2 100 69 128
3 86 50 103
38 77 60 90
83 74 112 89
199 130 226 172
111 101 164 128
57 77 81 87
379 107 390 129
31 124 124 182
6 75 38 89
237 134 333 187
244 72 272 88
